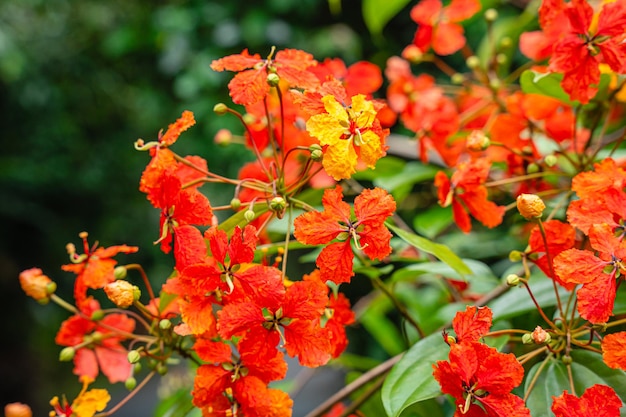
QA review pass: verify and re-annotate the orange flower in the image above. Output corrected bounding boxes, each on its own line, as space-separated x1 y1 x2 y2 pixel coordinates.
50 376 110 417
435 158 505 233
55 300 135 383
294 186 396 284
450 305 492 344
409 0 481 56
527 219 576 279
159 110 195 147
19 267 54 302
210 48 319 105
551 384 621 417
62 232 138 312
309 58 383 97
601 331 626 370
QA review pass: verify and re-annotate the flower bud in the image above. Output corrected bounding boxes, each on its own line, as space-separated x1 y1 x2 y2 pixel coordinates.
127 350 141 364
500 37 512 49
159 319 172 330
104 280 136 308
213 103 229 115
244 209 256 223
269 196 286 213
156 362 168 375
466 56 481 69
531 326 551 344
562 354 573 365
4 402 32 417
91 310 105 321
508 250 523 262
401 45 423 63
309 144 323 161
526 162 540 174
230 198 241 210
466 130 490 151
451 73 465 84
544 154 558 167
496 53 507 65
114 266 127 279
214 128 232 146
125 377 137 391
266 73 280 87
505 273 521 287
19 268 54 302
484 8 498 21
517 194 546 220
59 347 76 362
522 333 533 344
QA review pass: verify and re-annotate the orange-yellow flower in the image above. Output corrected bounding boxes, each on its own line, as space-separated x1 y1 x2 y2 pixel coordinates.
306 94 387 180
50 376 110 417
19 267 54 302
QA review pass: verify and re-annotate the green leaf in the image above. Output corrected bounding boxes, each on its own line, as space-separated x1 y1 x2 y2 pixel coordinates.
381 332 449 417
359 294 407 355
363 0 412 36
520 70 573 104
373 162 439 195
154 387 198 417
570 350 626 403
524 357 571 417
387 223 472 277
413 205 453 240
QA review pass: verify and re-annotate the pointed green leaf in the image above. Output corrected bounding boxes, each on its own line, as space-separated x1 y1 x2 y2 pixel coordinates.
387 223 472 276
524 357 570 417
363 0 413 36
381 331 449 417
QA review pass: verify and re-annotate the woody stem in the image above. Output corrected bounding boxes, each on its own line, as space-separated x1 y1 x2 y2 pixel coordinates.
95 370 156 416
338 372 388 417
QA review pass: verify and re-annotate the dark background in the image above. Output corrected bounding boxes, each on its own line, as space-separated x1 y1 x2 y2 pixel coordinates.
0 0 418 415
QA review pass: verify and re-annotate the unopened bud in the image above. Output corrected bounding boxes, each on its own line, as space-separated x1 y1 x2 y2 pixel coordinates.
401 45 423 63
309 144 323 161
466 130 490 151
19 268 54 302
213 103 228 115
114 266 127 279
127 350 141 364
522 333 533 344
489 78 501 90
500 37 512 49
214 128 232 146
526 162 540 174
544 154 558 167
159 319 172 330
104 280 136 308
506 273 521 286
4 402 32 417
508 250 523 262
156 362 168 375
451 73 465 84
59 347 75 362
466 56 481 69
484 8 498 21
496 53 507 65
531 326 551 344
517 194 546 220
562 355 573 365
266 73 280 86
91 310 105 321
125 377 137 391
230 198 241 210
244 209 256 223
269 196 286 213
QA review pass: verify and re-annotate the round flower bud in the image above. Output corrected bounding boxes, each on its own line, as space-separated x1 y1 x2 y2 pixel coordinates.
125 377 137 391
59 347 76 362
544 154 558 167
156 362 168 375
19 268 54 302
114 266 127 280
531 326 551 344
269 196 286 213
159 319 172 330
451 73 465 84
526 162 540 174
484 8 498 21
244 209 256 223
127 350 141 364
466 130 490 151
4 403 32 417
266 73 280 87
104 280 136 308
522 333 534 345
505 273 521 287
562 355 573 365
230 198 241 210
91 310 105 321
401 44 423 63
466 56 481 69
309 144 323 161
496 53 507 65
213 103 229 115
517 194 546 220
508 250 523 262
214 128 232 146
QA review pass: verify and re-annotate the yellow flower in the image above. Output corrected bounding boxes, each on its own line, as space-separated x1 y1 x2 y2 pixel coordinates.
50 376 110 417
306 94 385 180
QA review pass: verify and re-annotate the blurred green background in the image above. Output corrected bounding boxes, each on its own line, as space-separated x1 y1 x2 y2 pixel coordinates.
0 0 418 415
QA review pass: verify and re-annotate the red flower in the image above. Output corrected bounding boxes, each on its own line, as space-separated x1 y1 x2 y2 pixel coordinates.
451 305 492 344
548 0 626 103
602 331 626 370
309 58 383 97
551 384 621 417
433 341 529 417
293 186 396 284
554 223 626 323
409 0 481 56
210 48 319 105
527 220 576 278
62 233 138 312
55 300 135 384
435 158 505 233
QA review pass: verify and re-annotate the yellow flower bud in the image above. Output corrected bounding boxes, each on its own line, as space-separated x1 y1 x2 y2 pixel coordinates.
19 268 54 302
516 193 546 220
104 280 136 308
